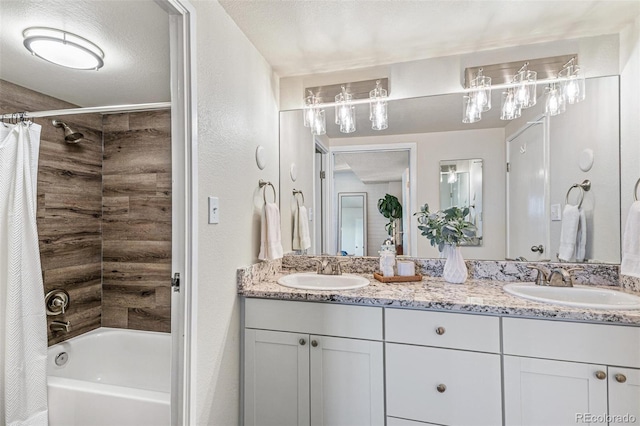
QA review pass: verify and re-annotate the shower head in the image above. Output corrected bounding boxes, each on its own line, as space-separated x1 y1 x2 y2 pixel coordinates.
52 120 84 143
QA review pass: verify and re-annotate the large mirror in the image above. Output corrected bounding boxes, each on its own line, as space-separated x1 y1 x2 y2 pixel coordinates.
280 75 621 263
338 192 367 256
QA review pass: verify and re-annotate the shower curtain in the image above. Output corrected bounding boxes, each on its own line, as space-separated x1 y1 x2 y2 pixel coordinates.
0 122 48 425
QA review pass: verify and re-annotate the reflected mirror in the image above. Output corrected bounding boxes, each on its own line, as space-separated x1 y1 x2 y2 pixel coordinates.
338 192 367 256
439 159 483 246
280 76 621 263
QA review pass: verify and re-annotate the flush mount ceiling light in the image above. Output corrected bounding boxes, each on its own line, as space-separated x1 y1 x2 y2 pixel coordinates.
23 27 105 70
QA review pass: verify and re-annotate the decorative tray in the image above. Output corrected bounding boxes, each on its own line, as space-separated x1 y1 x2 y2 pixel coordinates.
373 272 423 283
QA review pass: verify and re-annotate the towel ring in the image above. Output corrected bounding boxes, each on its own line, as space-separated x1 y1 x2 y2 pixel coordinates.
635 178 640 202
293 189 304 206
565 179 591 208
258 179 276 204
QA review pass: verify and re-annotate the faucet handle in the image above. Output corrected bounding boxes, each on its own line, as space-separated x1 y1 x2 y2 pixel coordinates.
526 264 550 286
311 259 323 274
565 266 584 286
335 259 349 275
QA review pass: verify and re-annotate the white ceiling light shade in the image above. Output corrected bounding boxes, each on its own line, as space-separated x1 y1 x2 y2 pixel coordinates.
369 80 388 131
23 27 105 70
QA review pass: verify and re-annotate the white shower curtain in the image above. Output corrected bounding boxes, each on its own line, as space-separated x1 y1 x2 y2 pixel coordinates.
0 122 48 426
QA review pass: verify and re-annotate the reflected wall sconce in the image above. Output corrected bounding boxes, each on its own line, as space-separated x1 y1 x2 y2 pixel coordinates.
302 78 389 136
23 27 105 70
463 54 585 123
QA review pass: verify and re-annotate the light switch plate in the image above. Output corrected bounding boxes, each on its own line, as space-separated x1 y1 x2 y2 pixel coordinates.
551 204 562 221
208 196 219 224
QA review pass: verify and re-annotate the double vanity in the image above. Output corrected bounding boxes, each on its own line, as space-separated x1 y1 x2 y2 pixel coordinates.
239 256 640 425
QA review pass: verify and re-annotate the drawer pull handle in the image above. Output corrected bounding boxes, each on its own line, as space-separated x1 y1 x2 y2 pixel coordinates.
615 374 627 383
436 384 446 393
595 371 607 380
435 327 446 335
311 340 318 347
299 339 306 346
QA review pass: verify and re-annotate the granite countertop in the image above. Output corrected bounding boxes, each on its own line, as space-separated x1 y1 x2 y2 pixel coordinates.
239 271 640 325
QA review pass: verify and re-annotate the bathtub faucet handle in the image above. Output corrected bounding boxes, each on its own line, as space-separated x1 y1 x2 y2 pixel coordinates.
50 320 71 333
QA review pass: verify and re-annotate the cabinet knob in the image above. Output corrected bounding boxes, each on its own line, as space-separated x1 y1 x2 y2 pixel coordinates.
595 370 607 380
299 338 306 346
311 340 318 347
435 327 446 335
615 374 627 383
436 384 447 393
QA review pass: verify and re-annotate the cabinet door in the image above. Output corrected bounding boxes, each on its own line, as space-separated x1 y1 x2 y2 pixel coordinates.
609 367 640 425
309 335 384 426
386 343 502 426
244 329 310 426
504 356 607 426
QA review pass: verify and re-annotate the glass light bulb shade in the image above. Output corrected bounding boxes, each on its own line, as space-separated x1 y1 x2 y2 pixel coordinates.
23 27 104 70
303 95 315 127
334 90 353 125
500 89 521 120
339 104 356 133
545 84 566 116
370 101 388 130
514 70 537 108
472 75 491 112
462 94 481 123
447 171 458 184
559 65 585 104
311 109 326 136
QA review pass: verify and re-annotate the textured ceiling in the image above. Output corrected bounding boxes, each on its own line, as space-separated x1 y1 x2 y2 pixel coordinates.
220 0 640 77
0 0 170 108
335 151 409 183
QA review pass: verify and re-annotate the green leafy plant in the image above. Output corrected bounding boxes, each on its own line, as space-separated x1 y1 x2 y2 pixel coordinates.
377 194 403 236
414 203 477 252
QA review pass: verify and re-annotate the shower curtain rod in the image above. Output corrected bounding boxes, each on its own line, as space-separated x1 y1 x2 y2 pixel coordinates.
0 101 171 120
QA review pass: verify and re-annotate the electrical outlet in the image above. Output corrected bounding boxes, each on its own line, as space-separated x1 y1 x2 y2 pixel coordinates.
308 207 313 221
208 196 219 224
551 204 562 221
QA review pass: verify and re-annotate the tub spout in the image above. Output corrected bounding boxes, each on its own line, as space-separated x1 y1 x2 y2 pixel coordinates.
50 320 71 333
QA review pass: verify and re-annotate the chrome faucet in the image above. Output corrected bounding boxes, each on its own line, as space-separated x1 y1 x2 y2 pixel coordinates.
50 320 71 333
313 258 348 275
527 265 583 287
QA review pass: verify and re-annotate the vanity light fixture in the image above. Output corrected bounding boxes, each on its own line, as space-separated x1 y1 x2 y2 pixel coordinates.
335 86 356 133
514 63 537 109
500 87 522 120
462 94 481 123
471 68 492 113
544 82 566 116
369 80 388 130
23 27 105 70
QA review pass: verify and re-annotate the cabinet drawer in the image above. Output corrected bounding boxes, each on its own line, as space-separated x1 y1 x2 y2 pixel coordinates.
503 318 640 368
245 299 383 340
385 308 500 353
386 343 502 426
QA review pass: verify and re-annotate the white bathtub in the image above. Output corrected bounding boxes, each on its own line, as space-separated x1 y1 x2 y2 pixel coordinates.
47 327 171 426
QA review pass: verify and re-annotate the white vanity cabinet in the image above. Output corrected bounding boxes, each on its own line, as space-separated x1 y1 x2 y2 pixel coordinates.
243 299 384 426
384 308 503 426
503 317 640 426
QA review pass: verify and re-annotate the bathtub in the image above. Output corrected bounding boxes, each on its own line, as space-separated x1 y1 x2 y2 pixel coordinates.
47 327 171 426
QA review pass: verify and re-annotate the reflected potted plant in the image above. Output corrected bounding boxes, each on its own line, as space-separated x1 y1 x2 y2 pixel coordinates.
415 203 476 283
377 194 403 254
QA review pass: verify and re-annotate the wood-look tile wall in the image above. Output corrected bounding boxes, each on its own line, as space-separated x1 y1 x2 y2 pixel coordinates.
102 111 172 332
1 80 172 343
0 80 102 345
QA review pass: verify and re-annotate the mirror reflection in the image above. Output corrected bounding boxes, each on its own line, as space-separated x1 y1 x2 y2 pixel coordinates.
439 159 483 246
280 76 621 264
338 193 367 256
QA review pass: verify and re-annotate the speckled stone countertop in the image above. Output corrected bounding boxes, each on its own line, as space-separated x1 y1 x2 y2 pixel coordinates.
238 267 640 326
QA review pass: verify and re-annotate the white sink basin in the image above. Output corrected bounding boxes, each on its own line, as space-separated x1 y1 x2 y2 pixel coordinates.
503 283 640 310
277 273 370 291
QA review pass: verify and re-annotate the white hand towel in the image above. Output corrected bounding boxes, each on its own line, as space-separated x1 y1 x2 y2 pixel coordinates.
296 206 311 250
258 202 283 261
621 201 640 277
559 204 580 261
575 208 587 262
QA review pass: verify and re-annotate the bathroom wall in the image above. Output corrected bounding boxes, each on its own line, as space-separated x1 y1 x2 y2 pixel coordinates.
101 111 172 332
192 1 280 424
329 128 506 260
0 80 103 345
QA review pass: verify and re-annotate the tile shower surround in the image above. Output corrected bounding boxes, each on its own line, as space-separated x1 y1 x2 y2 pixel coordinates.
0 80 171 345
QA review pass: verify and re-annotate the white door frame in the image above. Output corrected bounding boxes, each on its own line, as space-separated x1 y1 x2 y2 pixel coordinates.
157 0 198 424
326 143 417 256
314 139 329 254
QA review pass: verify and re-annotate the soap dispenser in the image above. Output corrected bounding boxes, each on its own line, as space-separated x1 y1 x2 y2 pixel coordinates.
379 238 396 277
